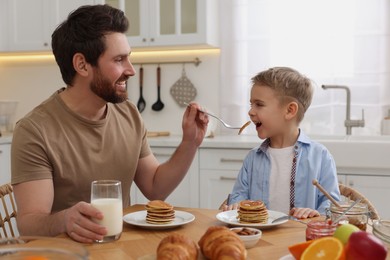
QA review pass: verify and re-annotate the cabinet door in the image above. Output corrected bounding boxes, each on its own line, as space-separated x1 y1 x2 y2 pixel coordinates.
345 175 390 219
130 147 199 207
199 148 248 209
6 0 102 52
112 0 218 49
0 144 11 185
199 170 238 209
8 0 52 51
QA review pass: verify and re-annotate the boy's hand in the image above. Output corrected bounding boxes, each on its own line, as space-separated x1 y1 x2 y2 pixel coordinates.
289 207 320 219
221 202 239 211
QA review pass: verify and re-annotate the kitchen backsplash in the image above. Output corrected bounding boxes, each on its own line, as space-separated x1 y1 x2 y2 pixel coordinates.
0 52 221 136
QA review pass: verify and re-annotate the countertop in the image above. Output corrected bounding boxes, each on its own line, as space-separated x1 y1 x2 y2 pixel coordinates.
148 134 262 149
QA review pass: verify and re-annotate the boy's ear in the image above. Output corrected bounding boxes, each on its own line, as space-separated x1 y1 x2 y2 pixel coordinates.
285 101 298 120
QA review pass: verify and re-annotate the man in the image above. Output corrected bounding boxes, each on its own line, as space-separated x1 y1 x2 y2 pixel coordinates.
11 5 208 243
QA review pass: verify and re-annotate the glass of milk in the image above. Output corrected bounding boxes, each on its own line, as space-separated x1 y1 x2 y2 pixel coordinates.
91 180 123 243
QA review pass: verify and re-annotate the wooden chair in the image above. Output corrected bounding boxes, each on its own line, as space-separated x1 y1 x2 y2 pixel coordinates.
338 183 379 220
0 183 18 238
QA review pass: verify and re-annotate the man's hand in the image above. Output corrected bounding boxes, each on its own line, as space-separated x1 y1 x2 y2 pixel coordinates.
182 103 209 146
64 201 107 243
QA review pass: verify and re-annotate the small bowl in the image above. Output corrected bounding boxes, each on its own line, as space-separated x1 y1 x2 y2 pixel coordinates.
230 227 262 248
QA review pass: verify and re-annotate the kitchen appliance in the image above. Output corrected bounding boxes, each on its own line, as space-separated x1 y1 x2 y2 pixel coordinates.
0 100 18 136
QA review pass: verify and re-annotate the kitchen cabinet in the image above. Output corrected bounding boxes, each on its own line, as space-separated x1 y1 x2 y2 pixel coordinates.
0 143 11 185
338 173 390 219
199 148 248 209
105 0 218 49
130 147 199 207
3 0 102 52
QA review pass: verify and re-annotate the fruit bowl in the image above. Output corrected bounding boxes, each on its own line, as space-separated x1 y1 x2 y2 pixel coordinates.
0 236 89 259
230 227 262 248
373 220 390 245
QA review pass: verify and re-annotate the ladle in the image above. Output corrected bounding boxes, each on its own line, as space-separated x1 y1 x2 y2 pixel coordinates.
152 65 164 111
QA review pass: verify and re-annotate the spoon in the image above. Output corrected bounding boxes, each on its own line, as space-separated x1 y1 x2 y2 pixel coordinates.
332 198 362 224
183 102 243 129
152 65 164 111
137 66 146 113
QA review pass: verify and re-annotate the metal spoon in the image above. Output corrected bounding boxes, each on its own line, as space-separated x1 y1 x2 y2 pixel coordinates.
332 198 362 224
137 66 146 113
183 102 242 129
151 65 164 111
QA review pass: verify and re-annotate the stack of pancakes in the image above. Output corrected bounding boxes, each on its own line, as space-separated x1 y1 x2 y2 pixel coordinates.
237 200 268 224
145 200 175 225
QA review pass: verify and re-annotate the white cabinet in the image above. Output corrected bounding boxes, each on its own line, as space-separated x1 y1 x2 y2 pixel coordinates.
338 173 390 219
130 147 199 207
4 0 102 52
199 148 248 209
106 0 218 49
0 143 11 185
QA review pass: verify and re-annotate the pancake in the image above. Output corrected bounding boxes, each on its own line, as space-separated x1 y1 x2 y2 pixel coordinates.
145 200 175 225
237 200 268 224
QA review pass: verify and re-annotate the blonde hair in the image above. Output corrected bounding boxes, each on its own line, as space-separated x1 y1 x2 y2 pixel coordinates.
251 67 313 123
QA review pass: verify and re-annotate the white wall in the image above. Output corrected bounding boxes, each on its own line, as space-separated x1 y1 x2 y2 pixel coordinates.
0 52 221 136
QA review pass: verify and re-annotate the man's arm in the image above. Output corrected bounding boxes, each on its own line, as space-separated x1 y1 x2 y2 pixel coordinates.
14 179 107 243
134 103 208 200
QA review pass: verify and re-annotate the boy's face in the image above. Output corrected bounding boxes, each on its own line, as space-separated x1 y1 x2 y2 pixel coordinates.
249 84 289 140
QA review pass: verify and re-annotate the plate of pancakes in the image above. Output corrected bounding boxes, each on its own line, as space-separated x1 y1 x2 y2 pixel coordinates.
123 200 195 229
216 200 288 229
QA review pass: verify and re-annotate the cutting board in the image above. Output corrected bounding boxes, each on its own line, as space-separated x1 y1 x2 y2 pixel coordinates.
147 131 170 137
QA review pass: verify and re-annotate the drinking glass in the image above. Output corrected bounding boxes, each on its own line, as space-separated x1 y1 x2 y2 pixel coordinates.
91 180 123 243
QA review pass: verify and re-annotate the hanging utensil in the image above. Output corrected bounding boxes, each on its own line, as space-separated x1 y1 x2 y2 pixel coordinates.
152 65 164 111
170 64 197 107
137 66 146 113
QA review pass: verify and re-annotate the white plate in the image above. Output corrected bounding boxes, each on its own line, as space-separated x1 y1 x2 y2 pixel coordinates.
123 210 195 230
216 210 288 229
279 254 295 260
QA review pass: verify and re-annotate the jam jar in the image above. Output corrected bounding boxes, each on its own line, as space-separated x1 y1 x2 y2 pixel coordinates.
305 220 337 241
328 201 369 231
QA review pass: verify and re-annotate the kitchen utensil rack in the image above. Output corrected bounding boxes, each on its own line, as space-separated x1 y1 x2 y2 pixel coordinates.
132 57 201 67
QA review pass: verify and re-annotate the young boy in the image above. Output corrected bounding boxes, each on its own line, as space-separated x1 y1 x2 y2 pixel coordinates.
223 67 340 219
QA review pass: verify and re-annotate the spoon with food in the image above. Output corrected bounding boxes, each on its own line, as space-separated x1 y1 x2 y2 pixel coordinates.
184 102 250 134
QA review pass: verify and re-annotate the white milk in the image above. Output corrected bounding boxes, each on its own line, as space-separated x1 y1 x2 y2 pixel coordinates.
91 198 123 236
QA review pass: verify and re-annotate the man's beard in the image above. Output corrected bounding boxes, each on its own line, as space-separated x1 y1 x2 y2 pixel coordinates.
90 68 128 103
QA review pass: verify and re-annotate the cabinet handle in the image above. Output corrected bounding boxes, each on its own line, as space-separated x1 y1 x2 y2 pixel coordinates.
142 38 147 42
348 180 354 187
150 38 155 42
0 150 2 154
220 158 243 163
43 42 48 47
220 176 237 181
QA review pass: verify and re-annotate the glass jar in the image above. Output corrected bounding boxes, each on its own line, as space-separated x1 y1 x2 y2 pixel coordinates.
328 201 369 231
305 220 337 241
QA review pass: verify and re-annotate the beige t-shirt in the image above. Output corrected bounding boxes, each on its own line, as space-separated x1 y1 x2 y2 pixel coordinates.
11 89 151 212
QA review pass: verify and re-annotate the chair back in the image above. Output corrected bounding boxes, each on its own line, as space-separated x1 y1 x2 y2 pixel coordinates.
338 183 379 220
0 183 18 238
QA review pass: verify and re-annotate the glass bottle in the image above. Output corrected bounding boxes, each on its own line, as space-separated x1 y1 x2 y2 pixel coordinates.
329 201 369 231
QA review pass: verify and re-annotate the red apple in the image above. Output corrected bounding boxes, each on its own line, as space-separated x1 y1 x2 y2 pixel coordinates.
345 231 388 260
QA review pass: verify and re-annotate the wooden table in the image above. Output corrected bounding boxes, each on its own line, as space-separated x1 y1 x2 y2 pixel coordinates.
83 204 309 260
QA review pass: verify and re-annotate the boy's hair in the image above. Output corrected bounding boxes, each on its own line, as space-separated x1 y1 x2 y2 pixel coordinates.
51 4 129 86
251 67 313 123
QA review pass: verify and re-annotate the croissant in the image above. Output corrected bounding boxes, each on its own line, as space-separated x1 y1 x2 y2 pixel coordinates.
157 233 199 260
198 226 247 260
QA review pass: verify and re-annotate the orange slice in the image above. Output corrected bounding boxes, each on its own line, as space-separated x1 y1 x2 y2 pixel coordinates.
288 240 314 260
301 237 345 260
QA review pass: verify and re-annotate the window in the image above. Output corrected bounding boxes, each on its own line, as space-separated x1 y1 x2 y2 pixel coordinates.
219 0 390 136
